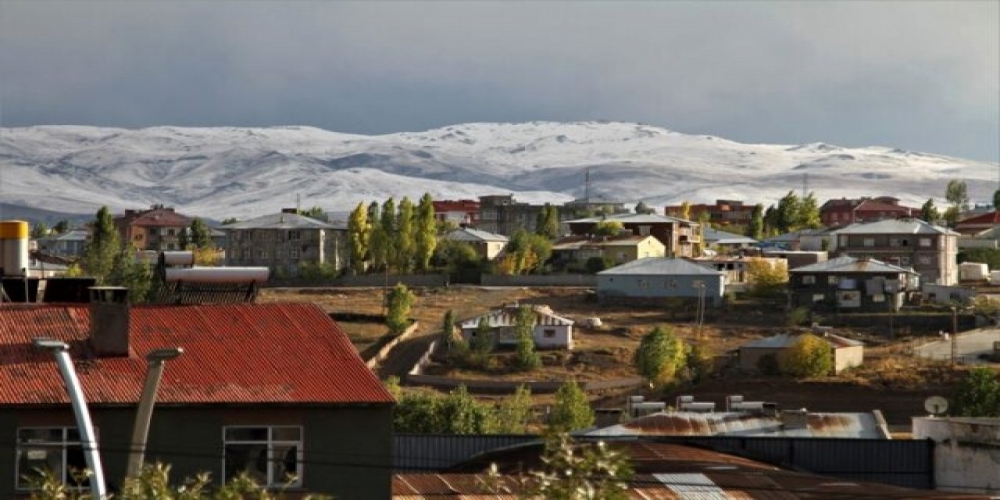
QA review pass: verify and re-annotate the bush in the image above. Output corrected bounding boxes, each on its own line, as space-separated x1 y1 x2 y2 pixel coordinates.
633 326 689 388
778 333 833 379
548 381 594 432
952 366 1000 417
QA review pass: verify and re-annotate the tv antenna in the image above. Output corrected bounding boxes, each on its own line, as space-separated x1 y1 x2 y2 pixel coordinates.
924 396 949 417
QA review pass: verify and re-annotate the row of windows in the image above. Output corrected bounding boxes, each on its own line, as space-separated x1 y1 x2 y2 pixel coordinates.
636 279 706 289
858 237 934 248
16 426 302 490
229 248 301 260
230 230 306 242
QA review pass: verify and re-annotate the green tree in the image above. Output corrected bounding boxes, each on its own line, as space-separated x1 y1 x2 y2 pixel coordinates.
593 220 623 237
52 220 69 234
774 191 801 233
952 366 1000 417
747 203 765 240
548 381 594 433
178 226 190 250
433 240 481 273
84 206 121 283
778 333 834 378
919 198 940 223
946 179 970 211
471 316 495 356
495 385 533 434
395 197 415 272
347 202 370 274
31 221 48 239
385 282 415 335
440 385 499 433
943 205 962 228
498 229 552 275
958 248 1000 269
633 326 688 388
221 217 239 225
441 309 457 350
414 193 437 271
107 245 155 303
634 201 655 215
189 218 212 249
301 205 326 220
381 198 397 271
535 203 560 239
522 433 632 500
367 201 386 272
797 192 822 229
514 306 541 371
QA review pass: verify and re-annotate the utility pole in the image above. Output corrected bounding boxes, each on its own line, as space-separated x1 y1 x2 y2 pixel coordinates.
951 306 958 366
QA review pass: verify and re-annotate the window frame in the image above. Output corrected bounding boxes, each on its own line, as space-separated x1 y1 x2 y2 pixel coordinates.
15 426 91 491
222 425 303 488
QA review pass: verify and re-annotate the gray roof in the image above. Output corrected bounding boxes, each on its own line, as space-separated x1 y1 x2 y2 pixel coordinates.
598 257 724 276
741 332 864 349
789 255 915 274
220 212 336 230
833 219 958 236
587 410 887 439
762 228 830 243
445 228 508 243
38 229 89 242
703 228 757 245
566 213 693 224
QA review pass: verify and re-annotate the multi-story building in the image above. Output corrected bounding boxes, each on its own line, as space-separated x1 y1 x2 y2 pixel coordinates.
433 199 480 226
477 195 545 236
565 213 701 258
222 209 348 277
833 219 958 285
114 205 193 251
664 199 756 227
820 196 918 227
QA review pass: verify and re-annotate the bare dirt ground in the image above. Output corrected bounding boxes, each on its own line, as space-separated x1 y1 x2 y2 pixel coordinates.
260 286 962 427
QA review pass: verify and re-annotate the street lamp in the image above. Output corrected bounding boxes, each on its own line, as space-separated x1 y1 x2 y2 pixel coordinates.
32 338 108 499
126 347 184 479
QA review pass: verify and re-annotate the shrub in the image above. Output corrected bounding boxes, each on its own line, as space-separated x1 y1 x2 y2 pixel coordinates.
778 333 833 378
548 381 594 432
952 366 1000 417
633 326 689 388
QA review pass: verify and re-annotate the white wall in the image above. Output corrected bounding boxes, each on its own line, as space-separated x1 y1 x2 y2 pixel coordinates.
913 417 1000 495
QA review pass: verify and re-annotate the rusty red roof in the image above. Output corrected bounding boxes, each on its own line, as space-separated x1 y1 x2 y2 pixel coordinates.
0 302 394 406
957 211 1000 226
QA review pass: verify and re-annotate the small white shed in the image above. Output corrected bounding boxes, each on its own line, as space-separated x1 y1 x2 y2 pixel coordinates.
459 304 574 349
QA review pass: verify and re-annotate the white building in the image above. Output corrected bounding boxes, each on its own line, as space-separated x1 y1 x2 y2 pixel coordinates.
459 304 574 349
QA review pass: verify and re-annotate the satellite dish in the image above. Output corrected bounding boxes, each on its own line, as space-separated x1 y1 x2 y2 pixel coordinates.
924 396 949 416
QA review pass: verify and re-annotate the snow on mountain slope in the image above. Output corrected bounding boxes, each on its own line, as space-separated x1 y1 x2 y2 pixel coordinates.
0 122 995 220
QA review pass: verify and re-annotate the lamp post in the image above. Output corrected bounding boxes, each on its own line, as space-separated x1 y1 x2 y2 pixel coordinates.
33 338 107 499
126 347 184 479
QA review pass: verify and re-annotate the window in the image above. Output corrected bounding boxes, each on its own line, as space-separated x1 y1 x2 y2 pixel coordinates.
134 234 143 241
889 238 908 247
543 329 556 338
863 238 875 247
919 255 932 265
287 230 301 241
149 228 159 236
16 427 90 490
872 294 885 302
813 294 825 302
167 228 176 236
919 238 932 248
638 225 651 236
827 275 838 285
289 248 299 259
224 426 302 487
638 279 650 288
899 256 910 265
802 275 815 285
665 280 677 289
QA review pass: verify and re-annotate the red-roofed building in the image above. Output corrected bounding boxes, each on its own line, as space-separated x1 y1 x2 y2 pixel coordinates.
954 211 1000 236
0 299 393 498
820 196 918 227
432 200 480 226
113 205 194 251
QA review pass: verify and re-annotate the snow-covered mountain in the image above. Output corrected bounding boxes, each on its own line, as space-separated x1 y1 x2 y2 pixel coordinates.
0 121 996 220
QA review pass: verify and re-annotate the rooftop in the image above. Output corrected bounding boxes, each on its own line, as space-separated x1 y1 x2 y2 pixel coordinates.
598 257 724 276
834 219 958 236
221 212 337 230
790 255 916 274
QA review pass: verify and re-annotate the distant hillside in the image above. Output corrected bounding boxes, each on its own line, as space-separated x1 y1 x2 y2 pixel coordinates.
0 121 996 220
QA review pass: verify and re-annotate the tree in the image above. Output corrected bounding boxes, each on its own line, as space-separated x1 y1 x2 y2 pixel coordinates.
471 316 495 356
535 203 560 239
747 203 764 240
395 197 415 272
440 385 500 434
633 326 688 388
441 309 457 350
943 205 962 228
31 221 48 239
679 201 692 221
994 189 1000 210
414 193 437 271
367 201 386 272
385 282 415 335
301 205 326 220
797 192 822 229
433 240 481 273
495 385 533 434
745 257 788 297
946 179 970 212
347 202 370 274
593 220 623 237
634 201 655 215
521 433 632 500
514 306 541 371
958 248 1000 269
548 381 594 432
919 198 940 223
952 366 1000 417
778 333 833 379
52 220 69 234
188 218 212 249
83 206 121 283
774 191 801 234
498 229 552 275
107 245 155 303
221 217 239 225
178 226 190 250
381 198 398 271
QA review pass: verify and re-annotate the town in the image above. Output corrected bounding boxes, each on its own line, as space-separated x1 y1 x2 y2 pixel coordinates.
2 184 1000 498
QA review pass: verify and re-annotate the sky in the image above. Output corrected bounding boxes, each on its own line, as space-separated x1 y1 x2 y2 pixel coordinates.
1 1 998 162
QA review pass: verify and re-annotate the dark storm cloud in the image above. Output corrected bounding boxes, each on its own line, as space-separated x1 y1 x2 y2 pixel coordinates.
0 1 996 160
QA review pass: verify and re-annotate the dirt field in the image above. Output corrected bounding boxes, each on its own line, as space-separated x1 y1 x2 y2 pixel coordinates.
259 285 961 427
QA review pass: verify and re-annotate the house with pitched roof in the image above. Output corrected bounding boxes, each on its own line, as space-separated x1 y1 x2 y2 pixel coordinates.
0 296 394 498
222 209 348 277
954 211 1000 250
820 196 918 227
702 227 757 254
114 205 194 251
442 227 508 261
566 213 701 258
739 332 865 374
550 234 665 269
597 257 725 305
788 255 919 311
833 219 958 285
459 304 574 349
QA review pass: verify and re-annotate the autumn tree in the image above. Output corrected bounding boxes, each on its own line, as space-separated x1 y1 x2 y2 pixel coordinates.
84 206 121 283
593 220 623 237
633 326 688 388
395 197 415 272
414 193 437 271
548 381 594 433
514 306 541 371
797 192 822 229
347 202 370 274
746 257 788 297
535 203 560 239
778 333 833 379
497 229 552 275
386 282 415 335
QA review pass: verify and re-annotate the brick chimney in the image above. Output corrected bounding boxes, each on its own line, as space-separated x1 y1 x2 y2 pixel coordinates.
88 287 131 357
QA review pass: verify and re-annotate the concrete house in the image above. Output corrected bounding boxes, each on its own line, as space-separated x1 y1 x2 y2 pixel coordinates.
820 196 918 227
739 332 865 374
597 257 726 305
551 234 665 269
222 209 348 277
35 229 89 259
664 199 756 228
114 205 194 251
566 213 701 258
789 255 919 312
702 227 758 254
0 299 394 499
833 219 958 285
443 227 508 261
459 304 574 349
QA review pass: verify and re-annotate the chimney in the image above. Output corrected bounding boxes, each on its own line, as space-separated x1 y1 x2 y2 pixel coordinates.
88 287 131 357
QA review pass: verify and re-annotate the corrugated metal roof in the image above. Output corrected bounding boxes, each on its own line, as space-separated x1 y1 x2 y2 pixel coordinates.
741 333 864 349
459 305 573 329
833 219 957 236
444 228 508 243
586 411 886 439
598 258 725 276
789 256 914 275
0 302 394 405
703 228 758 245
221 212 336 230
